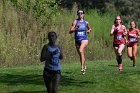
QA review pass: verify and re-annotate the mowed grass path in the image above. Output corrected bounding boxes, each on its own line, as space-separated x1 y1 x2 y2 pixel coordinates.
0 58 140 93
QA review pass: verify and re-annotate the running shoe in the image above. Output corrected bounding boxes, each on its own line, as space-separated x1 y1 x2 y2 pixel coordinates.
119 64 122 73
133 64 136 67
82 71 85 75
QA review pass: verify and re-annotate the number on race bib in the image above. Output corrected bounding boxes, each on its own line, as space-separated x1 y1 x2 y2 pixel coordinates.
129 38 136 42
77 32 84 36
117 35 122 40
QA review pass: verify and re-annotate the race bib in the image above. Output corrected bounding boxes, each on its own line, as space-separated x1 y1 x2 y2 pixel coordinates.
77 32 84 36
129 38 136 42
117 35 122 40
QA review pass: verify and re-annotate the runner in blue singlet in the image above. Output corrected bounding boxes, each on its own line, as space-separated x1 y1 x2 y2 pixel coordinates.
69 9 92 75
75 19 88 45
40 32 63 93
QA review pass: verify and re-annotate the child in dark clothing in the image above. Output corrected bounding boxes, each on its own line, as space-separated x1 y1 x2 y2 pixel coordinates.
40 32 63 93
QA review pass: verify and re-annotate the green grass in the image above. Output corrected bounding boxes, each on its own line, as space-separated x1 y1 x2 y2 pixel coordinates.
0 58 140 93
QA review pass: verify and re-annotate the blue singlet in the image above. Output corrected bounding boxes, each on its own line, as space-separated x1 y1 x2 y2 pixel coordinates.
45 45 61 71
74 19 88 45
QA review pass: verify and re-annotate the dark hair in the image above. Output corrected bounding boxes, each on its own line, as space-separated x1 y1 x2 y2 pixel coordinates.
130 21 137 28
77 9 85 15
48 31 57 38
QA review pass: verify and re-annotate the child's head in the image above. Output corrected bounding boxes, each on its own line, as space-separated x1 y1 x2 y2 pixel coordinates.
48 32 57 44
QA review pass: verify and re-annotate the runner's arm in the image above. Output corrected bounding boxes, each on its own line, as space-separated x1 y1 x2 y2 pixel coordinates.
86 21 92 33
110 25 115 36
69 20 77 34
40 44 48 62
122 26 128 43
136 29 140 38
58 45 63 60
123 26 127 36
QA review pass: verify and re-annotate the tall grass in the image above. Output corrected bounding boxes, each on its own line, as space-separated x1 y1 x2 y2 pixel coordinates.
0 1 41 67
0 1 139 67
85 10 115 60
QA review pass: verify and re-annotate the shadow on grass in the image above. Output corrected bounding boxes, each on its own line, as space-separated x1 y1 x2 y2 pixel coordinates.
60 71 94 87
108 64 118 67
0 73 44 86
11 91 46 93
121 69 140 75
0 71 94 92
0 73 46 92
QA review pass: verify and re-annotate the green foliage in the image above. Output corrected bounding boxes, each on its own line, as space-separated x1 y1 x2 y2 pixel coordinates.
0 0 140 67
59 0 140 27
10 0 61 26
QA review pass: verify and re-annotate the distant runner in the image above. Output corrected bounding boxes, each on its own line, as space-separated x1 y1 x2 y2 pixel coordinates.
69 9 92 74
110 16 127 73
127 21 140 67
40 32 63 93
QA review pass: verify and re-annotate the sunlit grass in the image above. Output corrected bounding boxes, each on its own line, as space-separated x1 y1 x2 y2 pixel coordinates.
0 58 140 93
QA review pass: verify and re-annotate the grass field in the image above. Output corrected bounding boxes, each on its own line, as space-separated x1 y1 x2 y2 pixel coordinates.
0 58 140 93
